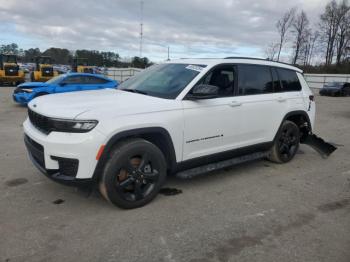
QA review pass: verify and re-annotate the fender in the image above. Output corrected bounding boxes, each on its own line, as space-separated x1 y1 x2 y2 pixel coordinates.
273 110 312 142
92 127 177 181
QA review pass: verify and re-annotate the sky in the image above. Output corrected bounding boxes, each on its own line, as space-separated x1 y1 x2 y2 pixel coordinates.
0 0 328 62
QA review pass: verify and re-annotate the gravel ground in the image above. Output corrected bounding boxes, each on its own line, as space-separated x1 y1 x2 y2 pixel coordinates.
0 86 349 262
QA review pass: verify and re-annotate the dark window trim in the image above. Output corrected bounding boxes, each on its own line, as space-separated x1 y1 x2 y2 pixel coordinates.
271 67 283 93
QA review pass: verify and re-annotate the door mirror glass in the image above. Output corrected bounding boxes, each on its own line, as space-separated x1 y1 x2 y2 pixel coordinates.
188 84 219 99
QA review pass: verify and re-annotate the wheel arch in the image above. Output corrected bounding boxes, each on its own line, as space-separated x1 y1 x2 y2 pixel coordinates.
92 127 177 181
274 110 312 142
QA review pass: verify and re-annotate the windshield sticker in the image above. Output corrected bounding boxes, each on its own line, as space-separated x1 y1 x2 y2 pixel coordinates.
186 65 204 72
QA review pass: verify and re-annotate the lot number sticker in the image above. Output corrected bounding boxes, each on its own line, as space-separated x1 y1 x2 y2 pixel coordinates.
186 65 204 72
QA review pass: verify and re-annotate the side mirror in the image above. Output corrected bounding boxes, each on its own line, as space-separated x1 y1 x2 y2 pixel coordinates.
187 84 219 100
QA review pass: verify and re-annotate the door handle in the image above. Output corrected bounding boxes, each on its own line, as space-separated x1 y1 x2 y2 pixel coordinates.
277 97 286 102
229 101 242 107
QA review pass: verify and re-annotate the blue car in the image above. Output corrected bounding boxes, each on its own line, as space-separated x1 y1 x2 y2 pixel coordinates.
13 73 118 105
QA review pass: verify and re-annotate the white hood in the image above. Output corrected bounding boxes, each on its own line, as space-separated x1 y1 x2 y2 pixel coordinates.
27 89 180 119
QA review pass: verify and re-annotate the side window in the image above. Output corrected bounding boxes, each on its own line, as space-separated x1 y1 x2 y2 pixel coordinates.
276 68 302 91
238 65 273 95
196 65 235 97
271 68 282 92
63 76 85 84
85 76 108 84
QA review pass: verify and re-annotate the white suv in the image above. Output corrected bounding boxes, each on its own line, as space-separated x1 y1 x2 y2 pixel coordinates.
24 58 316 209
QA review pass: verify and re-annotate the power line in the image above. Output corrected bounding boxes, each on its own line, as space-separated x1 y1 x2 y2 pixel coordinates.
140 0 144 58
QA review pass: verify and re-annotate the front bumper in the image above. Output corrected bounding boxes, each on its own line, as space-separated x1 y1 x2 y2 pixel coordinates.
13 92 32 105
23 118 107 185
25 136 93 187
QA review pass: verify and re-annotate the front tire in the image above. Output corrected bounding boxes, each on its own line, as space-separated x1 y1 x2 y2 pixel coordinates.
268 120 300 163
99 138 167 209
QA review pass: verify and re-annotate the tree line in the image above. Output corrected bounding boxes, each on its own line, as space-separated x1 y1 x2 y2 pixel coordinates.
0 44 151 68
266 0 350 73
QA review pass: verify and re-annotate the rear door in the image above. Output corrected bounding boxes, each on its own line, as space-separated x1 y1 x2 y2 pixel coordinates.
231 64 286 145
275 67 304 114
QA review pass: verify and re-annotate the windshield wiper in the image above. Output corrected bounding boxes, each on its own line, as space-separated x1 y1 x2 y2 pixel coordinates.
120 88 148 95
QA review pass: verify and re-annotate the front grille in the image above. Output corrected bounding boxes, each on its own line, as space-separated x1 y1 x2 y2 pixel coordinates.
5 65 19 76
41 67 53 77
24 135 45 169
28 109 51 134
51 156 79 177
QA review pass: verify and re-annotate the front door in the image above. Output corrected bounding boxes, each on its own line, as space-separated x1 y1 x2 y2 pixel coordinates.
182 64 239 160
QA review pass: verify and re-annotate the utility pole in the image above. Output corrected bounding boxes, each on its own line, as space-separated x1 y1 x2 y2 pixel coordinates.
139 0 144 58
167 46 170 61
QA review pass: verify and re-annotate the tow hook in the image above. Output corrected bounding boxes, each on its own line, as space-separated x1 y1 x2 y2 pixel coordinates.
301 133 337 158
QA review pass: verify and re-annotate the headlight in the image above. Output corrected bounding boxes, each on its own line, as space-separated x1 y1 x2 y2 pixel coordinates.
50 119 98 133
21 88 33 93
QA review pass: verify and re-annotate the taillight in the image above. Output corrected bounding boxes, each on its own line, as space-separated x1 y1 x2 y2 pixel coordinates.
309 95 314 101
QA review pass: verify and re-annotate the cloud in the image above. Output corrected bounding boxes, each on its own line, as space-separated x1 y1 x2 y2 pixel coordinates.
0 0 327 61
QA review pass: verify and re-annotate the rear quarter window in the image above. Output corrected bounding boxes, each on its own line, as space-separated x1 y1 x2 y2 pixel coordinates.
276 68 302 92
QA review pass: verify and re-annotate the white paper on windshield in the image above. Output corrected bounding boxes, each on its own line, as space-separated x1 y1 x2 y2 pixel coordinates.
185 65 204 72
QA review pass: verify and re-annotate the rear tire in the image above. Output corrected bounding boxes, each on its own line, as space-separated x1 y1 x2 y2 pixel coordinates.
268 120 300 163
99 138 167 209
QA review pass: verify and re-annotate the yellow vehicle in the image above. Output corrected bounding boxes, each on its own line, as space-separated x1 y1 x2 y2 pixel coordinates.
0 54 25 85
30 56 58 82
72 58 95 74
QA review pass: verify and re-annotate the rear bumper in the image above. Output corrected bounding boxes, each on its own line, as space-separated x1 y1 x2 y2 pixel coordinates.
319 89 341 96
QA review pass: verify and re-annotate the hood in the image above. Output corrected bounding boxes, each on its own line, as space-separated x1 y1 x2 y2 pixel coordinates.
28 89 180 119
18 82 49 88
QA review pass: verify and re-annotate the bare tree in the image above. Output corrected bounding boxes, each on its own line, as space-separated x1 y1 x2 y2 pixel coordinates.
276 8 296 61
265 42 279 61
335 2 350 64
291 10 310 65
319 0 349 65
307 31 319 65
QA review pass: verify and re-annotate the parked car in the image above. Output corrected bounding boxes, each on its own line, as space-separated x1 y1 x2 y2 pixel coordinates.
319 82 350 96
24 58 318 209
13 73 118 105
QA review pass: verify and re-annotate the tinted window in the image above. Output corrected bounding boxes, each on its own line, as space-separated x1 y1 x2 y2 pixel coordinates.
271 68 282 92
238 65 273 95
277 68 301 91
196 65 235 97
63 76 85 84
85 76 108 84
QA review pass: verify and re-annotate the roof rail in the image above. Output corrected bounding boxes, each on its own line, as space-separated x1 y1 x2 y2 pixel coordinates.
224 56 267 61
179 57 222 59
224 56 297 68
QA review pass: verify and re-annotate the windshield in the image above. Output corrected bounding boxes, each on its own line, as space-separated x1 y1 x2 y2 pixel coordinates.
45 74 66 84
118 63 205 99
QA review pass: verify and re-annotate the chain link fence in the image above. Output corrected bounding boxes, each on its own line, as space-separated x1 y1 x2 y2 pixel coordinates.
103 68 143 83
